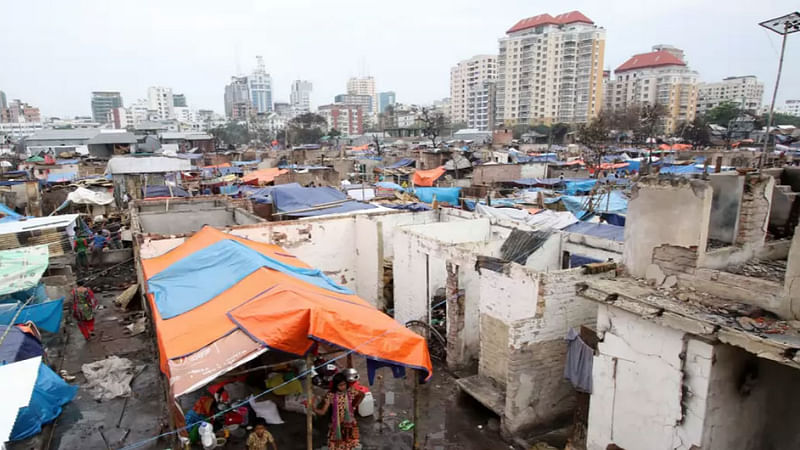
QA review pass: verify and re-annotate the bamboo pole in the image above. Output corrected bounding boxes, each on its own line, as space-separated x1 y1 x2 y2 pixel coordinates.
412 372 420 449
305 353 313 450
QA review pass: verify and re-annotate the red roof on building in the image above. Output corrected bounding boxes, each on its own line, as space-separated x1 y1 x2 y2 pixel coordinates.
615 50 686 73
507 11 593 33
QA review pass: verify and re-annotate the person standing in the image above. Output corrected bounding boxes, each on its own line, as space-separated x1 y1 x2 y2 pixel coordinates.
71 285 97 340
73 232 89 272
313 373 364 450
90 230 107 266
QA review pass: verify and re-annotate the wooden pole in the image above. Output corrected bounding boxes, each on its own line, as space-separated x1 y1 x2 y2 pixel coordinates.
305 353 313 450
412 371 420 449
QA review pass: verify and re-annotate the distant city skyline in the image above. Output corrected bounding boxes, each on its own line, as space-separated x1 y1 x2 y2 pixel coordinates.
0 0 797 118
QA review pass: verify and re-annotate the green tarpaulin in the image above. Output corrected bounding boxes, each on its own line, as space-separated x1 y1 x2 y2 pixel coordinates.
0 245 49 296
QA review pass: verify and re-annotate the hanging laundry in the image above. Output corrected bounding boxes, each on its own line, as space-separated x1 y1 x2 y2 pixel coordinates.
564 328 593 393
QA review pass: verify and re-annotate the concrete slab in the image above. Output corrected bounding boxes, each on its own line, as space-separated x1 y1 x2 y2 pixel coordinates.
456 375 506 417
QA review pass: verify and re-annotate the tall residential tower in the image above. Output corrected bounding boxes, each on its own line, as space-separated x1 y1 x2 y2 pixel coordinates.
249 56 273 114
91 91 123 124
450 55 497 130
290 80 312 115
496 11 605 126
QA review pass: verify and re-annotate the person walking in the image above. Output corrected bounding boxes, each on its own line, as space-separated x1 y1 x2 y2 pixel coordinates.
73 232 89 272
71 285 97 340
313 372 364 450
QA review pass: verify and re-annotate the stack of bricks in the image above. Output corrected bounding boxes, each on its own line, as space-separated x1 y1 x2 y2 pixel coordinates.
735 176 771 247
653 245 699 276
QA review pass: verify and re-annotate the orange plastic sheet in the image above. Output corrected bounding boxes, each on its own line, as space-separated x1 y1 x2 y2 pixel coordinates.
142 227 433 384
241 168 288 185
203 163 232 169
412 166 446 187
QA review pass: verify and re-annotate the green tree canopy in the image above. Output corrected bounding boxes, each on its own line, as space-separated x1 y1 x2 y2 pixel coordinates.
704 101 741 127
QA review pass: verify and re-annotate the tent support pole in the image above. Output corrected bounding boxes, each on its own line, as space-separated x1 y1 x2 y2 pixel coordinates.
412 372 420 449
306 353 313 450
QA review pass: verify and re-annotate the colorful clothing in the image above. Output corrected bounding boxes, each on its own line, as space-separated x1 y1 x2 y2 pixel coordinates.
326 387 360 450
246 431 274 450
71 287 97 340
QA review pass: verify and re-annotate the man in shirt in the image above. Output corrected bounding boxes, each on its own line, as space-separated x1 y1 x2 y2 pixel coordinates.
246 418 277 450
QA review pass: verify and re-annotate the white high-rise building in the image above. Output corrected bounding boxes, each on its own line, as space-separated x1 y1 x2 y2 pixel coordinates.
249 56 273 114
497 11 606 126
290 80 312 114
347 76 377 120
147 86 174 120
606 45 698 133
450 55 497 130
697 76 764 114
785 100 800 117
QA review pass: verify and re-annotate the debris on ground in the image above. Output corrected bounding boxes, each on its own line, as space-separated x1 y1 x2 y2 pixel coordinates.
724 258 787 283
124 317 147 336
114 284 139 309
81 356 145 401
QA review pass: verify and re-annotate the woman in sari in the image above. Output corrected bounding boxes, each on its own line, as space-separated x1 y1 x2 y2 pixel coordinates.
71 285 97 340
313 372 364 450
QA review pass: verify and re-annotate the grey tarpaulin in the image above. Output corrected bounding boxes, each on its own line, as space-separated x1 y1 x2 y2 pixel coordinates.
81 356 145 401
564 328 593 393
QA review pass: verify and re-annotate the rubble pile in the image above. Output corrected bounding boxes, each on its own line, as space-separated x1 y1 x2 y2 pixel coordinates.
724 258 787 283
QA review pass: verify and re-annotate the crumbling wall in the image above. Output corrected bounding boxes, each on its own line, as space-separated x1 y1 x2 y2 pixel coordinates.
708 173 744 244
786 223 800 319
503 268 610 434
472 164 522 186
623 177 712 277
479 313 509 385
587 305 712 450
735 175 773 247
702 344 800 449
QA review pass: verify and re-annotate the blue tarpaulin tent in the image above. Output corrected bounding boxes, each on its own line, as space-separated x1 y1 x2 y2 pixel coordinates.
10 362 77 441
383 158 415 169
559 191 628 220
563 222 625 242
0 298 64 333
413 187 461 205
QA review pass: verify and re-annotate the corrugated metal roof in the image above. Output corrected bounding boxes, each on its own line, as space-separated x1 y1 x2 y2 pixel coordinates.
106 156 192 174
160 132 213 140
25 129 100 141
87 131 137 145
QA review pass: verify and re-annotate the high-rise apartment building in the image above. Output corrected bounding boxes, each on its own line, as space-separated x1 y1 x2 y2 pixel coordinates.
450 55 497 130
173 93 187 107
334 94 373 116
91 91 123 124
290 80 313 115
378 92 396 114
696 76 764 114
1 99 41 123
496 11 605 126
785 100 800 117
606 45 698 133
249 56 273 114
318 104 363 136
147 86 175 120
0 91 7 110
347 76 377 119
224 76 251 120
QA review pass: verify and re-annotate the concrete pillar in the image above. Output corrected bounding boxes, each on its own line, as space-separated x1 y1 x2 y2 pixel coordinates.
445 260 466 368
735 175 774 248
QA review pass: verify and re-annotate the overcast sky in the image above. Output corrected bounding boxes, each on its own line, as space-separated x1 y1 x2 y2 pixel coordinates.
1 0 798 118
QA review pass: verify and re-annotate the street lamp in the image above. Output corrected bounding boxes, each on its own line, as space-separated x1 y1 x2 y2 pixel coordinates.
759 11 800 165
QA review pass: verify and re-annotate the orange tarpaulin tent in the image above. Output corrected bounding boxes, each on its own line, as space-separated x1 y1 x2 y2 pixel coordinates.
241 168 288 185
142 226 432 396
658 143 692 151
203 163 232 169
412 166 446 187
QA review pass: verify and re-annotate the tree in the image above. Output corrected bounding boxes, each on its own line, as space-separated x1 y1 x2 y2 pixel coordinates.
763 112 800 128
419 108 447 147
704 101 741 127
677 117 710 148
609 105 642 141
550 123 570 144
512 124 531 140
287 113 327 146
209 121 250 147
577 113 611 167
639 103 667 146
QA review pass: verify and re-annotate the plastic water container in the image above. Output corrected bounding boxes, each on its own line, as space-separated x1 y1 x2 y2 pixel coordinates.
198 422 215 449
358 391 375 417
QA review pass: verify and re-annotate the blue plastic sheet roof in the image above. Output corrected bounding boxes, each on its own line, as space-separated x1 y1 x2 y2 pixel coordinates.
413 187 461 205
0 203 23 223
376 182 405 191
46 172 76 183
563 222 625 242
384 158 415 169
271 184 376 217
147 239 353 319
143 185 191 198
559 190 628 219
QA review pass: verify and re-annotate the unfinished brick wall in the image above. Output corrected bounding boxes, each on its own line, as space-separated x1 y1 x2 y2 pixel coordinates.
479 313 509 386
652 244 699 276
502 268 611 434
735 176 773 247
